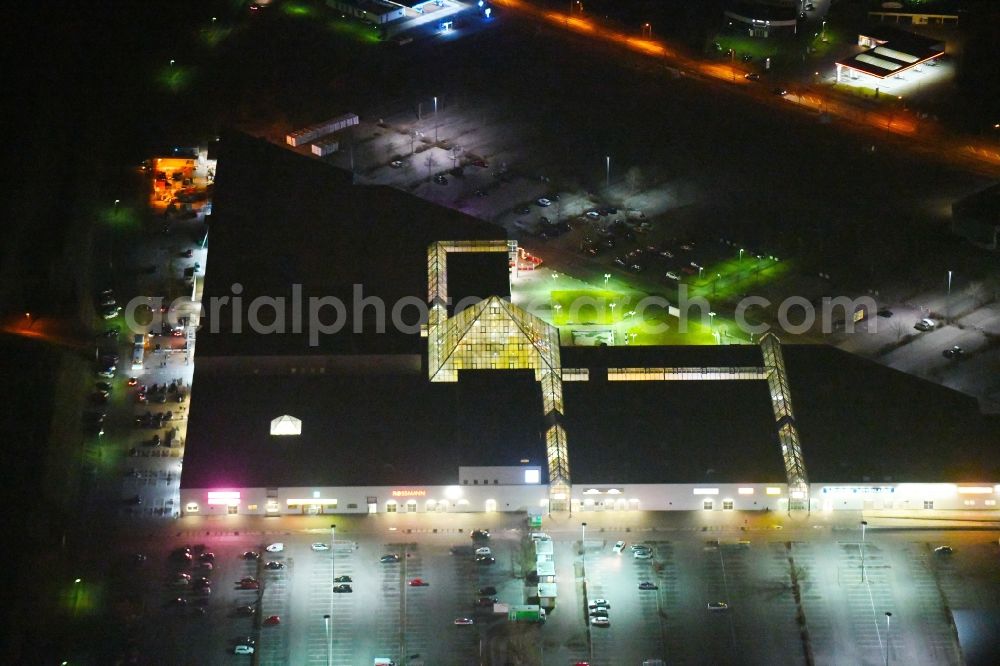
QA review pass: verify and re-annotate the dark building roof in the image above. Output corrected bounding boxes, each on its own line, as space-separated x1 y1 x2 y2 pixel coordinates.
181 342 1000 489
181 369 546 490
199 131 508 358
782 345 1000 484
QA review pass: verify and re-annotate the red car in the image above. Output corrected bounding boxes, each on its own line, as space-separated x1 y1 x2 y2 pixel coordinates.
408 578 429 587
471 159 488 168
263 615 280 626
127 377 138 386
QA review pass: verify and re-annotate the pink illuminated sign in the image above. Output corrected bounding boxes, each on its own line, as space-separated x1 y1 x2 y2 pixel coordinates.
207 491 241 505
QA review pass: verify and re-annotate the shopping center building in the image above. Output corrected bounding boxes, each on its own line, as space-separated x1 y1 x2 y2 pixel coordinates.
179 132 1000 517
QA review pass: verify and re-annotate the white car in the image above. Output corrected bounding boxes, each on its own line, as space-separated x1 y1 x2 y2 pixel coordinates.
612 540 626 554
588 599 610 609
590 616 610 626
707 601 729 611
310 542 330 552
665 272 681 281
234 645 255 654
265 543 284 553
914 318 935 331
536 198 552 207
634 549 653 560
474 546 492 557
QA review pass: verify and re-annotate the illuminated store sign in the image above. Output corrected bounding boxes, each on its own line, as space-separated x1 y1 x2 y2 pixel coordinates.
391 489 427 497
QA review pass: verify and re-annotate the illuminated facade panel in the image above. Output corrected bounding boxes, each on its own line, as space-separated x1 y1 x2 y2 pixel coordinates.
607 367 768 381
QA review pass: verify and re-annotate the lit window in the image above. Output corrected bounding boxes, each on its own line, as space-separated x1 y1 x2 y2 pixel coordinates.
703 500 714 510
722 500 734 510
986 500 996 506
185 502 199 513
247 504 258 511
270 414 302 436
963 500 976 506
693 488 719 495
923 500 934 510
766 487 782 495
738 488 754 495
524 469 541 484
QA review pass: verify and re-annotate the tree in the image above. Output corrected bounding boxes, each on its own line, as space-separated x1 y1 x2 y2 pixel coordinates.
424 155 437 180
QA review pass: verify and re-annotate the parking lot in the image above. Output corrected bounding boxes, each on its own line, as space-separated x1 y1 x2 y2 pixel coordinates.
104 510 1000 665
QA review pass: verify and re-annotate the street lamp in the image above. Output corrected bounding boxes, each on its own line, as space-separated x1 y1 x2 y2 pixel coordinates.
946 270 952 324
324 614 332 666
642 22 651 38
884 612 892 665
329 522 336 666
603 273 611 288
708 311 716 330
169 59 175 67
860 520 868 582
739 248 744 264
433 96 438 143
605 155 610 187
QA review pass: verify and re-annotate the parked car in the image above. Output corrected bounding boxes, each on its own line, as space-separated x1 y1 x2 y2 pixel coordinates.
612 541 626 554
638 581 659 590
454 617 475 625
380 554 400 563
332 584 353 593
744 73 760 81
942 346 964 359
334 575 352 583
263 615 281 626
408 578 429 587
471 529 490 541
310 542 330 552
914 318 935 331
265 543 284 553
707 601 729 611
242 551 260 560
478 586 497 596
234 645 254 655
591 617 610 626
934 546 954 555
265 561 285 570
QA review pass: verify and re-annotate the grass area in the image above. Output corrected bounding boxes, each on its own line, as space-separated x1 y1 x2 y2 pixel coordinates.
327 17 382 44
199 25 234 48
282 1 315 17
99 202 141 230
157 64 194 93
544 288 719 345
830 83 906 107
688 257 790 302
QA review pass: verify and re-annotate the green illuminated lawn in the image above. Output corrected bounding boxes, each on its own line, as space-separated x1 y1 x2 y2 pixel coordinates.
200 25 233 48
688 257 790 302
158 65 193 93
327 18 381 43
282 1 314 16
100 203 140 229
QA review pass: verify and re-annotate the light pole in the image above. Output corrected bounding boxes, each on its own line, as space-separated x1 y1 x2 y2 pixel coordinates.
739 248 744 264
324 614 332 666
604 273 611 288
329 522 336 666
642 23 651 38
884 611 892 665
709 311 716 331
860 520 868 582
609 302 617 320
433 96 438 144
605 155 610 187
946 270 952 324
